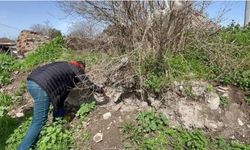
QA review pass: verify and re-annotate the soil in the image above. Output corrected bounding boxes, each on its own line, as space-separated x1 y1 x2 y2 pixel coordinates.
74 107 137 150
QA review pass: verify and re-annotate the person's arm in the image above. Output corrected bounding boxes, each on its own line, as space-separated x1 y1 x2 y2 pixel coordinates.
75 74 104 94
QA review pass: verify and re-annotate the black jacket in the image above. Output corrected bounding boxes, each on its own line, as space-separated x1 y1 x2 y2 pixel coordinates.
27 61 102 110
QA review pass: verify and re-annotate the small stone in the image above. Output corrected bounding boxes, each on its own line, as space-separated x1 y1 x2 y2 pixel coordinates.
118 116 123 122
103 112 112 120
238 118 244 126
14 71 19 75
16 112 24 118
93 133 103 143
112 103 122 111
205 92 220 110
81 121 88 128
107 122 113 130
124 98 132 104
120 105 137 112
113 92 122 103
230 135 236 140
247 125 250 128
148 96 155 103
141 101 149 108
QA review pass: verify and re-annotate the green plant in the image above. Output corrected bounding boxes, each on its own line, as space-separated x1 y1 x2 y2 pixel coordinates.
245 95 250 105
164 128 208 150
206 84 214 92
144 73 165 93
36 119 75 150
122 111 169 148
219 95 230 108
0 92 12 107
81 130 89 142
14 80 26 97
0 106 7 118
0 54 18 86
76 102 96 119
136 111 169 133
139 131 168 150
5 117 32 150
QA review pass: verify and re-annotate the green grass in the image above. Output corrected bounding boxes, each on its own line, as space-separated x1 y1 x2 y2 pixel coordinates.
0 54 18 86
19 36 65 71
122 111 250 150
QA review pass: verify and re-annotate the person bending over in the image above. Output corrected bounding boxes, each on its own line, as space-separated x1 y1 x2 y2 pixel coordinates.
18 61 105 150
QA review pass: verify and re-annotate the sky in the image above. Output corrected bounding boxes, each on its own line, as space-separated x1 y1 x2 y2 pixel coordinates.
0 1 247 39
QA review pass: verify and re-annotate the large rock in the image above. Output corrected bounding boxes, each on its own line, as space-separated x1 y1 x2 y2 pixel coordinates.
16 30 50 55
178 101 204 129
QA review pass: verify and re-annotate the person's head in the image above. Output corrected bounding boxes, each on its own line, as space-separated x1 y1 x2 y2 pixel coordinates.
69 60 86 71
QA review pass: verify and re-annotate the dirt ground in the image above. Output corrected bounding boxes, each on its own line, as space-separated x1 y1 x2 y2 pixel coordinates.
73 107 137 150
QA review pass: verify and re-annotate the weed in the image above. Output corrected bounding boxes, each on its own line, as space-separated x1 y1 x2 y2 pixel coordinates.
136 111 169 132
81 130 89 143
14 80 26 97
76 102 96 119
36 119 75 150
211 138 250 150
139 131 168 150
0 92 12 107
0 54 18 86
0 106 7 118
5 117 32 150
206 84 214 92
122 111 169 148
219 95 230 108
144 73 165 93
245 95 250 105
164 128 208 150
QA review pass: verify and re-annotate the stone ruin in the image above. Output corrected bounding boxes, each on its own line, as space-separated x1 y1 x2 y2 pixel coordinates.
16 30 50 56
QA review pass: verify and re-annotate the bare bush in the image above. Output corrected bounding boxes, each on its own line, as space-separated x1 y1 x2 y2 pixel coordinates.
66 22 101 50
60 1 215 52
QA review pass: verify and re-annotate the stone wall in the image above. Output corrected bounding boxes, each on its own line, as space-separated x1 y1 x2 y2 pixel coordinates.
16 30 50 55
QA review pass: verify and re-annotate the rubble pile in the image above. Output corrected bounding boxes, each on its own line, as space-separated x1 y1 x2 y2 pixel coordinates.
16 30 50 55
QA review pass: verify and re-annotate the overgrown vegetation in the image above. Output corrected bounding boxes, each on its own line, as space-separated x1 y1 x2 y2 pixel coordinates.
123 111 250 150
142 23 250 93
